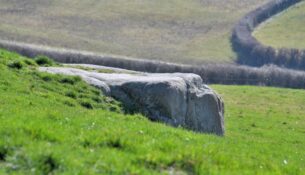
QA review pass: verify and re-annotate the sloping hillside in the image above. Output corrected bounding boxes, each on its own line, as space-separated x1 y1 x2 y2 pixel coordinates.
0 49 304 174
0 0 269 64
254 1 305 49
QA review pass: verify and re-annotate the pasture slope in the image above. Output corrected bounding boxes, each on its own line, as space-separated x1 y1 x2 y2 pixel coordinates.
254 1 305 50
232 0 305 71
0 49 305 174
0 0 269 64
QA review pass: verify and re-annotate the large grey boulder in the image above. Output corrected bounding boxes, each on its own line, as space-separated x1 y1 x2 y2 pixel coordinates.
40 66 225 135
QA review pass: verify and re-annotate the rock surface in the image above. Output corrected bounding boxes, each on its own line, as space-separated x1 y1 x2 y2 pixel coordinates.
40 66 225 135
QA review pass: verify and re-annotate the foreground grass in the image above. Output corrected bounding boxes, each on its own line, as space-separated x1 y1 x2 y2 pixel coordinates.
254 1 305 49
0 0 269 64
0 49 304 174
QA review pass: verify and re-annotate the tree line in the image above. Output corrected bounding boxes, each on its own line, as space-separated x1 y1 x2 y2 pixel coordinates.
232 0 305 70
1 39 305 89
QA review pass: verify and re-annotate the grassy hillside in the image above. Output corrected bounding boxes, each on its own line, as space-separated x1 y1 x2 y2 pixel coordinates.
0 0 269 64
254 1 305 49
0 49 304 174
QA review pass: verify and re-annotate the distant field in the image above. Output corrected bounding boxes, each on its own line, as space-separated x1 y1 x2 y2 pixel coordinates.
254 1 305 50
0 0 269 64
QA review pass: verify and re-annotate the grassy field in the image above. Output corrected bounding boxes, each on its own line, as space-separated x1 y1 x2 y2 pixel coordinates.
0 49 304 174
0 0 269 64
254 1 305 49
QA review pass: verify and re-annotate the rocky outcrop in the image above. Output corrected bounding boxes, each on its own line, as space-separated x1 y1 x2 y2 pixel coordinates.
40 66 225 135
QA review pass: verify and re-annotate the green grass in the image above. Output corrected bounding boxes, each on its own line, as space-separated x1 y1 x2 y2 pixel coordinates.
0 49 304 174
254 1 305 49
0 0 269 64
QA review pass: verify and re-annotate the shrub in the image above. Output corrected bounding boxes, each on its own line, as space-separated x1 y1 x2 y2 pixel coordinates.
8 61 23 69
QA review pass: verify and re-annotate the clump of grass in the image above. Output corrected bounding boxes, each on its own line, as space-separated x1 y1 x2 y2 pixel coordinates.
78 93 90 99
41 75 53 82
81 139 92 148
92 96 102 103
79 100 94 109
34 55 55 66
65 91 77 99
37 155 59 174
33 72 54 82
8 61 23 69
63 100 76 107
24 59 37 66
59 76 81 85
107 138 123 149
101 138 125 150
91 89 101 96
109 105 120 112
0 146 8 161
6 151 31 171
97 69 116 73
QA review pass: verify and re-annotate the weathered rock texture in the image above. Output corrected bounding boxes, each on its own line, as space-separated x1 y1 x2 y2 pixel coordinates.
40 66 225 135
